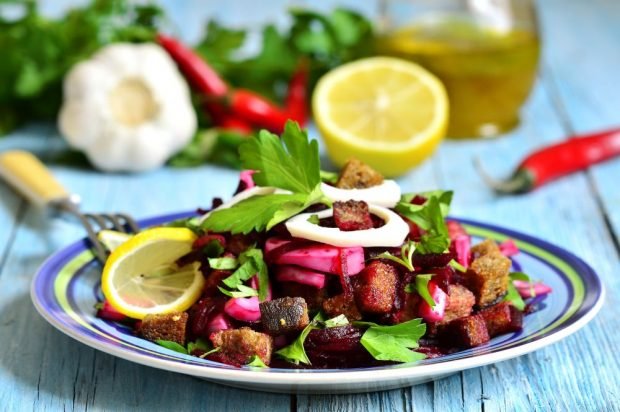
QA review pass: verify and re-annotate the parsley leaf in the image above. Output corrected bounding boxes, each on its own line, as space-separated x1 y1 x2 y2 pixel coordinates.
320 170 339 184
323 314 349 328
414 274 435 308
202 122 328 234
503 272 531 310
247 355 268 368
239 122 321 193
217 284 259 298
276 312 324 365
219 248 269 300
374 240 416 271
449 259 467 273
355 319 427 363
156 340 188 355
187 338 212 354
307 214 320 225
396 193 452 254
208 257 238 270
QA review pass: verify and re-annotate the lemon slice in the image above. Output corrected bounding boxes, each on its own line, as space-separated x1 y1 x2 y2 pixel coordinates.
101 227 203 319
97 230 132 252
312 57 448 177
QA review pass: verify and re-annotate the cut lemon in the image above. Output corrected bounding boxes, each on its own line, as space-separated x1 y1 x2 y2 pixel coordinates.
312 57 448 177
101 227 203 319
97 230 132 252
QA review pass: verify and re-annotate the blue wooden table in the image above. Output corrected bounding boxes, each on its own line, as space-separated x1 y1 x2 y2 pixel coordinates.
1 0 619 410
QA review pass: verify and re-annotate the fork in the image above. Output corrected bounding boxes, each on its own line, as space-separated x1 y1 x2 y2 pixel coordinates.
0 150 139 263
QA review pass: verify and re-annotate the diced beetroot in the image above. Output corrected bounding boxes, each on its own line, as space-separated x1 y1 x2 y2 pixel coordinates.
410 195 427 205
275 265 327 288
513 280 552 298
440 314 490 348
188 296 226 339
427 266 454 292
193 234 226 250
96 300 128 322
274 244 365 276
418 281 448 322
480 302 523 337
411 252 454 269
305 325 376 368
206 313 231 335
265 237 291 254
499 239 519 257
224 297 261 322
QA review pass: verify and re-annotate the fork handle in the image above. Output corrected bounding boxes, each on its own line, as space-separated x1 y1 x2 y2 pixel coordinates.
0 150 72 208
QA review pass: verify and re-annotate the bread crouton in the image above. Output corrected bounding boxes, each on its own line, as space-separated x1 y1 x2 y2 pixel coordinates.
322 293 362 321
441 284 476 323
354 261 398 314
333 200 374 231
260 297 309 335
139 312 188 345
209 327 272 367
336 158 384 189
467 239 511 307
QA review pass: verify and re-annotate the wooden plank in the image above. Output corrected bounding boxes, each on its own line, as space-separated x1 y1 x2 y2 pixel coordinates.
537 0 620 239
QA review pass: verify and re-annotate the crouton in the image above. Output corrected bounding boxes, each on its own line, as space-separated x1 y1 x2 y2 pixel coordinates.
260 297 309 335
440 314 490 348
467 239 511 307
336 158 384 189
480 302 523 337
139 312 188 345
322 293 362 321
278 282 325 311
333 200 374 231
209 327 273 367
442 284 476 323
355 260 398 314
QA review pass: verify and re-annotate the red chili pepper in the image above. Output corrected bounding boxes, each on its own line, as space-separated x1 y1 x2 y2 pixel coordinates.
229 89 291 134
158 34 290 133
215 113 254 134
477 128 620 193
285 60 309 126
156 33 228 97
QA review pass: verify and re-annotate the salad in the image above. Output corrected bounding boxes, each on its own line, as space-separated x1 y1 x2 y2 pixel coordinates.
97 121 551 369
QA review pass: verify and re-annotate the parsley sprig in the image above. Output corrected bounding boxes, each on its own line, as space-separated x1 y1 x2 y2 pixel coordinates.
375 240 417 271
202 121 329 235
355 319 427 363
395 191 453 254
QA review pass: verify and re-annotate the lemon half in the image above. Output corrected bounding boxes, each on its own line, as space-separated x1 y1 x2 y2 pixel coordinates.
101 227 203 319
312 57 448 177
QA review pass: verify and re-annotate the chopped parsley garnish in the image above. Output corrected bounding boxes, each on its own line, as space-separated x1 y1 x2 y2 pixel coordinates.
220 248 269 300
395 191 453 254
208 256 238 270
503 272 532 310
449 259 467 273
374 240 416 271
246 355 268 368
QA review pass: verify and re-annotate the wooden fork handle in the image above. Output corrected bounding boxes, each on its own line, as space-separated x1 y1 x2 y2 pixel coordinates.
0 150 71 208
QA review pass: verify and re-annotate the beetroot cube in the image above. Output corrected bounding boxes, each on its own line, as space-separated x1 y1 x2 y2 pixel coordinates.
441 314 490 348
480 302 524 337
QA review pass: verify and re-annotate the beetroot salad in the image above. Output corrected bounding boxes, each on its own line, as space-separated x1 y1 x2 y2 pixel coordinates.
96 121 551 369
